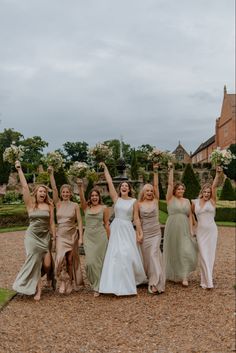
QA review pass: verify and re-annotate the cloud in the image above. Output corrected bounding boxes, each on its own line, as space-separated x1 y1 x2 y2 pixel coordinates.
0 0 234 154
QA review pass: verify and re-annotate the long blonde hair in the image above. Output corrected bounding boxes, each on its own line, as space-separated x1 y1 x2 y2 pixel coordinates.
31 184 53 208
198 183 212 199
139 183 154 202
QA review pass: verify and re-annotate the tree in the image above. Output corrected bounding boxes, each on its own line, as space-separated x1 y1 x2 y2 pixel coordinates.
130 148 138 180
181 163 201 200
0 128 24 184
136 144 154 170
63 141 89 163
21 136 48 172
224 144 236 181
219 178 236 200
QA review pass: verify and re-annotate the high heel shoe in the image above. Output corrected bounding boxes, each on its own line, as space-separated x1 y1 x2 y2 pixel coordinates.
148 285 158 294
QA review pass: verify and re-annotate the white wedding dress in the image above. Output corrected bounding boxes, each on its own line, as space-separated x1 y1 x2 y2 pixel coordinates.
99 197 147 296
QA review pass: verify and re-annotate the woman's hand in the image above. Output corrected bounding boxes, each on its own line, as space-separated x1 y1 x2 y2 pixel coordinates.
153 163 160 171
136 231 143 244
47 166 54 174
77 178 83 187
15 160 21 170
216 165 223 174
99 162 106 170
52 237 56 252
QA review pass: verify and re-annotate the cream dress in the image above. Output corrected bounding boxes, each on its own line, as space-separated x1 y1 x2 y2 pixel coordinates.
193 199 218 288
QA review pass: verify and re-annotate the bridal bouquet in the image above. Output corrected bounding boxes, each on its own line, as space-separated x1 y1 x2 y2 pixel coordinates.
210 147 235 168
3 144 25 164
89 143 113 163
67 161 89 178
42 151 64 172
148 148 175 166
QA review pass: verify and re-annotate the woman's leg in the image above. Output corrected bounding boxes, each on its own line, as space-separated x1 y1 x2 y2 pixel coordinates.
65 250 74 294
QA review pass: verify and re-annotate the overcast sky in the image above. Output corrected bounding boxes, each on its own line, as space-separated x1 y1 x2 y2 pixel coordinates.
0 0 235 154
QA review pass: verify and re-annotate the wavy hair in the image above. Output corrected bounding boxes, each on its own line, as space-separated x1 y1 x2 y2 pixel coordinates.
198 183 212 199
118 181 133 198
87 188 102 207
138 183 154 202
31 184 53 209
60 184 73 198
173 182 185 196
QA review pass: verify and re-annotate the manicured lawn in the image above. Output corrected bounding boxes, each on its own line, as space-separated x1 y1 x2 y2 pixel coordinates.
0 226 27 233
0 288 16 309
0 204 26 215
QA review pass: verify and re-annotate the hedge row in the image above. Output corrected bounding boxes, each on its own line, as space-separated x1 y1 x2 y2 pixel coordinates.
0 202 235 227
159 200 236 222
0 213 28 227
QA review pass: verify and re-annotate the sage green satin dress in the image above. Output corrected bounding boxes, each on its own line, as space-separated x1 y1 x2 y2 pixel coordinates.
84 207 108 291
13 210 51 295
163 197 198 282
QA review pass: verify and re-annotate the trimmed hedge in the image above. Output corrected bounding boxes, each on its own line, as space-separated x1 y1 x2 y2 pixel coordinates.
0 213 28 227
159 199 236 222
215 208 236 222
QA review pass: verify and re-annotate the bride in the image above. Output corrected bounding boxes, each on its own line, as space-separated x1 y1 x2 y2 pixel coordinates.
99 162 147 296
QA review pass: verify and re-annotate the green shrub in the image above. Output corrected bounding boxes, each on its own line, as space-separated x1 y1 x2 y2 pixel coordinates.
35 172 50 185
25 173 34 183
102 195 113 207
215 208 236 222
220 178 236 201
159 200 167 213
181 163 201 200
3 191 22 204
0 213 28 227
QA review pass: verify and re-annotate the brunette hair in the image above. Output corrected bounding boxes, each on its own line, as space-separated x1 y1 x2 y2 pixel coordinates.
198 183 212 199
173 182 186 196
138 183 154 202
31 184 53 208
87 188 102 207
118 181 133 198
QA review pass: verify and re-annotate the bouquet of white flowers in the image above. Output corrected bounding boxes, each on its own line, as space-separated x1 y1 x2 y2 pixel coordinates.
89 143 113 163
210 147 235 168
67 161 89 178
42 151 64 172
148 148 175 166
3 144 25 164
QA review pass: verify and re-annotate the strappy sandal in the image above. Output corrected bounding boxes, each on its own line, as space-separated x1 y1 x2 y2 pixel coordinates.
148 285 159 294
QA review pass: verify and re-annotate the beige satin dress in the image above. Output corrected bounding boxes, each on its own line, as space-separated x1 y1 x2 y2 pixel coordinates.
139 201 165 292
55 201 83 289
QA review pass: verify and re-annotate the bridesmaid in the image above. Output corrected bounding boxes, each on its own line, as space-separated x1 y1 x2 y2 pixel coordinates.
163 163 198 287
13 160 56 301
77 179 110 297
48 167 84 294
191 166 222 289
138 164 165 294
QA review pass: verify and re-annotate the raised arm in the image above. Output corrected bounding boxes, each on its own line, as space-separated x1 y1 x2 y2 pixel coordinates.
77 179 88 211
103 207 111 239
15 160 32 208
211 166 223 203
99 162 118 203
48 166 59 205
166 163 174 203
153 163 160 200
75 204 84 246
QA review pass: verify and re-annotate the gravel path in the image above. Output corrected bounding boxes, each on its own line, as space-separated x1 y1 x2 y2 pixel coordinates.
0 228 235 353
